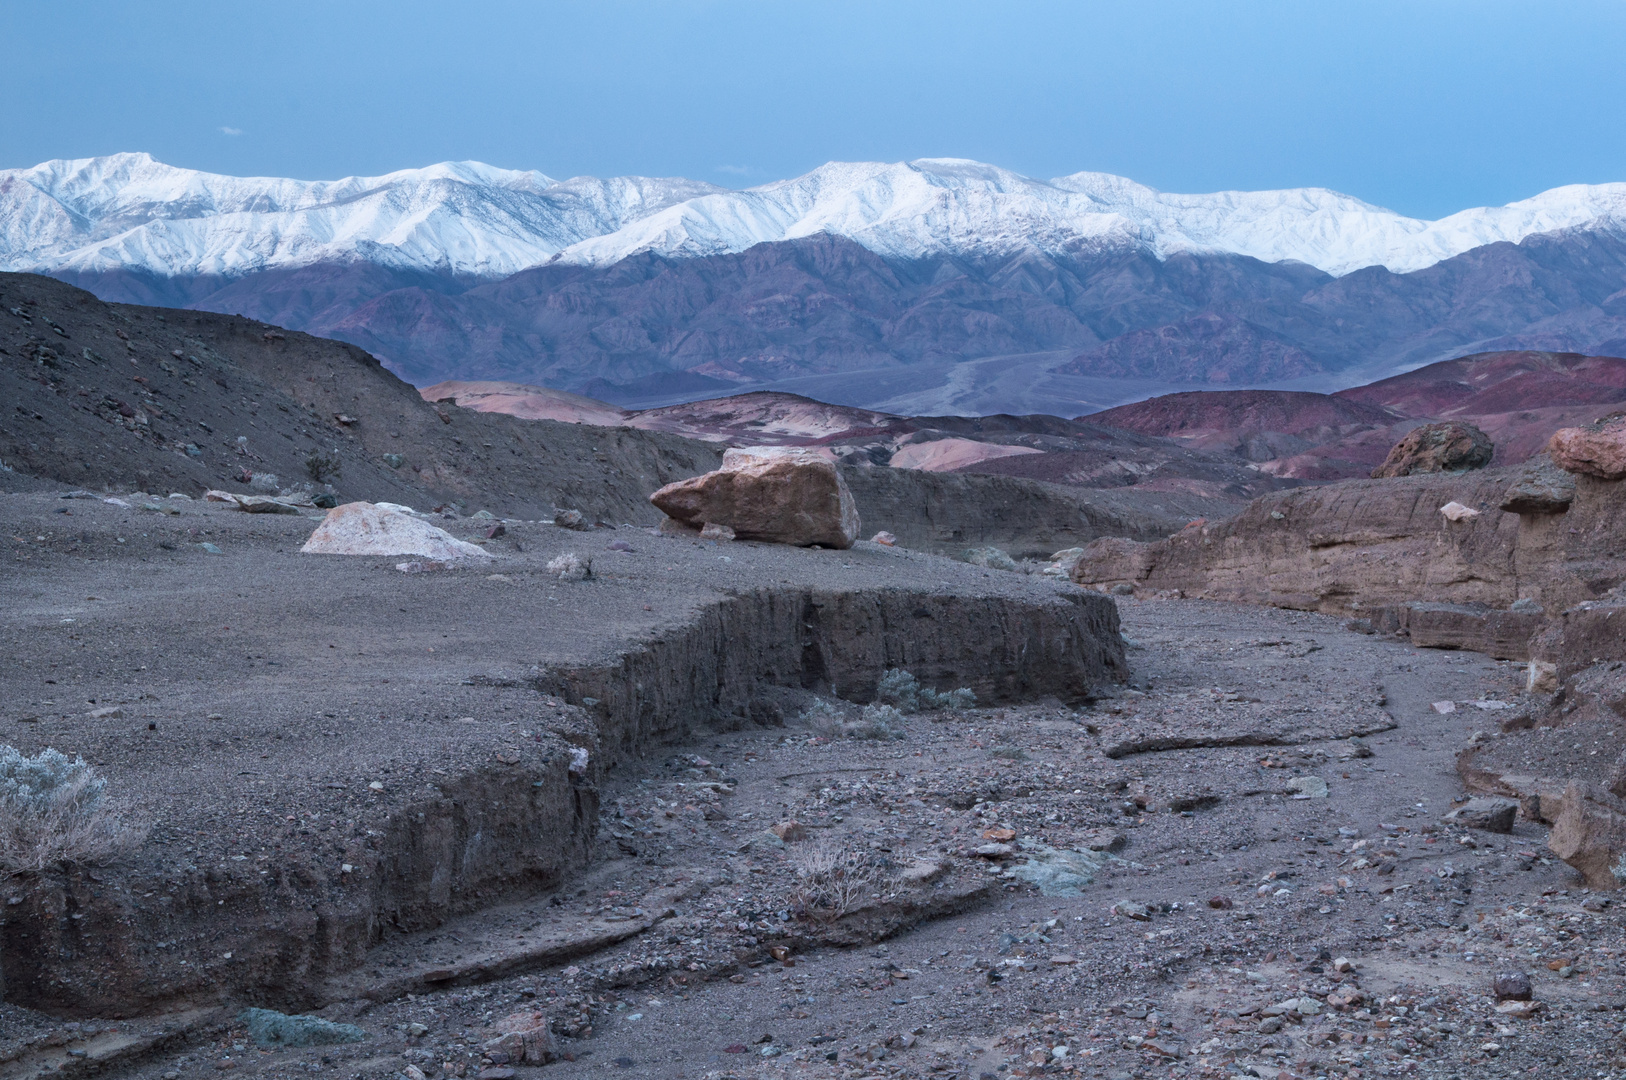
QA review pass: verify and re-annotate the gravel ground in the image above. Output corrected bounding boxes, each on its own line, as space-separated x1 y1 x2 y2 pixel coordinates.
8 575 1621 1080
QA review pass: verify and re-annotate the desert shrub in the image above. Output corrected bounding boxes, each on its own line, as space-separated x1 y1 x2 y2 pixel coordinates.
795 699 845 737
921 686 976 710
875 669 976 715
0 747 141 876
304 449 342 483
546 553 591 581
790 838 877 921
963 546 1020 572
874 669 921 712
847 703 906 740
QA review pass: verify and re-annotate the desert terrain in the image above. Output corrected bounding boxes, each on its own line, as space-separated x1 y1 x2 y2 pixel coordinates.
4 271 1626 1080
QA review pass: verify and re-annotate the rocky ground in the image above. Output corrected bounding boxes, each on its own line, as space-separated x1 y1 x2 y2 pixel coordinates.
6 570 1621 1079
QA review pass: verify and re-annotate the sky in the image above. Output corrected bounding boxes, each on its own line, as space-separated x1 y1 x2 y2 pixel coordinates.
5 0 1626 219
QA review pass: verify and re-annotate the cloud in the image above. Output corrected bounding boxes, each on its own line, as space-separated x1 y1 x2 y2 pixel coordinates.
715 164 755 176
219 126 243 136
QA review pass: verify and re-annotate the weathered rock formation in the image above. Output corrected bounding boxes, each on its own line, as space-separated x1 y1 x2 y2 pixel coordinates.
1369 421 1493 478
650 448 861 548
1499 454 1577 514
1070 463 1626 664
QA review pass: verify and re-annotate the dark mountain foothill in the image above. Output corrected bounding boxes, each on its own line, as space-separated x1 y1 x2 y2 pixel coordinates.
53 228 1626 416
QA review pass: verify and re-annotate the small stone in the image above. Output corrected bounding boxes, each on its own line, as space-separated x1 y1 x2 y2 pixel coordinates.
769 820 807 842
1493 970 1532 1001
553 509 589 530
1207 895 1233 909
980 827 1017 842
1112 900 1151 921
699 522 736 541
974 842 1015 857
1527 660 1559 693
1444 798 1518 834
1287 776 1328 799
1333 956 1355 973
1432 700 1457 714
237 1008 364 1048
402 1066 428 1080
1080 828 1126 852
87 706 123 719
1050 954 1076 965
870 531 897 546
1494 1000 1541 1018
1439 501 1481 522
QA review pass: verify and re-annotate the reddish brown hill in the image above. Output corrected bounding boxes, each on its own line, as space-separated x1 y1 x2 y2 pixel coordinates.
1085 352 1626 480
1087 390 1398 455
1335 351 1626 418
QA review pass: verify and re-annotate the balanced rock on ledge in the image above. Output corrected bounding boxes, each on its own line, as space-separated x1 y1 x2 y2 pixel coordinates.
650 447 861 548
1547 413 1626 480
1371 421 1493 479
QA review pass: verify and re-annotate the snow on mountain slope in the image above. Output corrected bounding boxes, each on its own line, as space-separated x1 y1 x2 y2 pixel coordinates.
557 158 1626 275
4 152 1626 281
0 152 723 278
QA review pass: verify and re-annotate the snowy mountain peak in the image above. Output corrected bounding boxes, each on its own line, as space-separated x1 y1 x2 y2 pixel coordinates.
3 153 1625 282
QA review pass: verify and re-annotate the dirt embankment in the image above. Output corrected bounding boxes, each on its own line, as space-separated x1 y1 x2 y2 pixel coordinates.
0 494 1122 1017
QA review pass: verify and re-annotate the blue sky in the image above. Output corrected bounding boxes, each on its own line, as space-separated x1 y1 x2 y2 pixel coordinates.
6 0 1625 219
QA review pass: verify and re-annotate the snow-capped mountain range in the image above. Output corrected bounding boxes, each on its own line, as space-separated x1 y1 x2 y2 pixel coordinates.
5 152 1626 281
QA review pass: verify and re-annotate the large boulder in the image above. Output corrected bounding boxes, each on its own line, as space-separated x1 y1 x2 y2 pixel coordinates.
1370 421 1493 479
1547 782 1626 890
1547 413 1626 480
1499 454 1577 514
300 502 492 560
649 447 860 549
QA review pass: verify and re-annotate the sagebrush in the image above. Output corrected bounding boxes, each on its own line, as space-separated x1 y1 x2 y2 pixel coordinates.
0 747 142 876
874 669 976 714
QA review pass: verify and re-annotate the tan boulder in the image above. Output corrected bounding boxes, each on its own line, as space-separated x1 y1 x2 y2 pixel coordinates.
1371 421 1493 479
649 448 860 549
1547 782 1626 889
300 502 492 561
1547 413 1626 480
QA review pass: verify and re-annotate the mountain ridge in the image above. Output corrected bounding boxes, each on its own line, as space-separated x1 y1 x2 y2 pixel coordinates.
9 153 1626 283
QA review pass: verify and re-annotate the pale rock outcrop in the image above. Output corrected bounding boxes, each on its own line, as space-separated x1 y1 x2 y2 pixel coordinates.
301 502 492 560
1370 421 1493 478
1547 413 1626 480
650 447 860 549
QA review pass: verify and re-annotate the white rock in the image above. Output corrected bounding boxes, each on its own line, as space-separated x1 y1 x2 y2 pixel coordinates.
300 502 492 560
1439 501 1481 522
